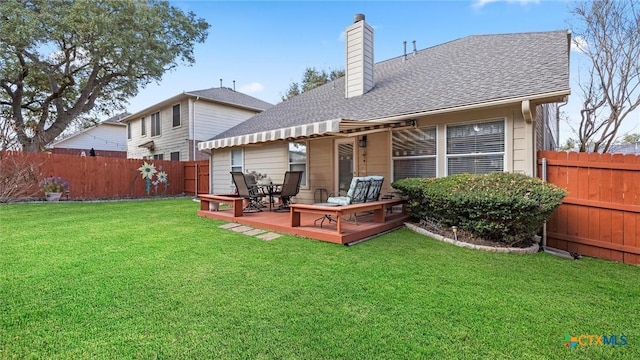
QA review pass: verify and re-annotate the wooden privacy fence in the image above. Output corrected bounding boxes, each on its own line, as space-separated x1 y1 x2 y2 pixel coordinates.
183 160 209 196
538 151 640 265
2 151 189 200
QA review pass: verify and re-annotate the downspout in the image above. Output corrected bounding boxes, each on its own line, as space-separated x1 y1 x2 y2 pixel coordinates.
556 98 568 151
541 157 574 259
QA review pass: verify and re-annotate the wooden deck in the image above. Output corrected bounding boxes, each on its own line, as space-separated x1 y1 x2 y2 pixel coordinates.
197 204 410 245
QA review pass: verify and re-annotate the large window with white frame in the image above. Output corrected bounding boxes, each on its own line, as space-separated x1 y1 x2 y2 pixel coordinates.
392 126 437 181
289 142 307 187
141 117 146 136
151 112 161 136
446 119 505 175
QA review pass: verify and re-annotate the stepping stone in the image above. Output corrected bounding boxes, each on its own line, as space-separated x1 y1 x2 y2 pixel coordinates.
219 223 242 229
244 228 267 236
230 225 253 233
257 232 281 241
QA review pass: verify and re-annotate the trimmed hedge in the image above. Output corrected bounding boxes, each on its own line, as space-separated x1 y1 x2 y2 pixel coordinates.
392 173 566 245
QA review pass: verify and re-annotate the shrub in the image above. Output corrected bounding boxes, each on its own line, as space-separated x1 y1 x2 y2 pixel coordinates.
392 173 567 245
0 151 41 203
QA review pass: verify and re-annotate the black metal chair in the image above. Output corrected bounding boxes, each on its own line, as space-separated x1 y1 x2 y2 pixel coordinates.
272 171 303 212
364 176 384 202
230 171 263 212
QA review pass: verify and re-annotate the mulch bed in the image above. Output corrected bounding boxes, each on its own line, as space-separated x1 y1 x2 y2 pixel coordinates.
415 218 534 248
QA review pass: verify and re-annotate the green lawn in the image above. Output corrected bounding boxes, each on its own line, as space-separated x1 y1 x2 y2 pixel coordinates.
1 199 638 359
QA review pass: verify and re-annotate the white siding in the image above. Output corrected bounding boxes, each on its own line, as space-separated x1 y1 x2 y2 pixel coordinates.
194 101 259 141
127 97 261 160
53 123 126 152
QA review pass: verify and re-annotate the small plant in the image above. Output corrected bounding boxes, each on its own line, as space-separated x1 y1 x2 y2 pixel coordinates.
39 176 69 193
245 170 267 184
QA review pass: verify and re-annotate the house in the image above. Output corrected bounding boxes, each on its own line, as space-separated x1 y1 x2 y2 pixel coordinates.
122 87 272 161
49 113 128 157
199 14 570 203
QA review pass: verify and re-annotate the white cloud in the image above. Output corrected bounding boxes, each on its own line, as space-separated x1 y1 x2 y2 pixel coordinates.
473 0 540 9
239 82 264 94
571 35 589 53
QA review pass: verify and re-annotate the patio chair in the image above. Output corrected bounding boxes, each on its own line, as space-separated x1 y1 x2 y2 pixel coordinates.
230 171 263 212
326 177 372 224
363 176 384 202
272 171 303 212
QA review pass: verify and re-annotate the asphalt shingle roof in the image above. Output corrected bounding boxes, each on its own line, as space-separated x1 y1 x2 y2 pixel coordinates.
186 87 273 111
212 30 570 140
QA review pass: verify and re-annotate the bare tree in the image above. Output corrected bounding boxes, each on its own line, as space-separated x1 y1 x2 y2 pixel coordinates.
572 0 640 153
0 151 41 202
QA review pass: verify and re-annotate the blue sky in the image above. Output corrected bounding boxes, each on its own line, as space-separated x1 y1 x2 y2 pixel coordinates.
124 0 638 142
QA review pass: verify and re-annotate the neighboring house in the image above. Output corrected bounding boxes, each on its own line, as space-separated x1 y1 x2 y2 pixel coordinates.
606 143 640 154
199 14 570 203
122 88 272 161
49 113 128 157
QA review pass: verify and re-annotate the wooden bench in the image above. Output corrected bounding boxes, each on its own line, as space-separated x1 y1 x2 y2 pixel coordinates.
199 194 244 218
289 199 405 234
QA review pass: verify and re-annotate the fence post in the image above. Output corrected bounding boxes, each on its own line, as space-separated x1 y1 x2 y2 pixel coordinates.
194 162 198 197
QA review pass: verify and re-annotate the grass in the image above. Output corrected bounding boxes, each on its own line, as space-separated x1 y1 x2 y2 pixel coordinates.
1 199 639 359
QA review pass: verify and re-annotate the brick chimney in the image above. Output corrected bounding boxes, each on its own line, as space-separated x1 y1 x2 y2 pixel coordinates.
345 14 374 98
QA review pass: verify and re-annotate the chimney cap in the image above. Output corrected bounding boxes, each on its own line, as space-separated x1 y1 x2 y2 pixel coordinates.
354 14 365 23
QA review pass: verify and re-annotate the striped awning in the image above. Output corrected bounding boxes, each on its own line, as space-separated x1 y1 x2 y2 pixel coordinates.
198 118 415 150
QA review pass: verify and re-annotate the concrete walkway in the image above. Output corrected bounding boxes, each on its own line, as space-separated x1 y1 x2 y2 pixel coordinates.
218 222 282 241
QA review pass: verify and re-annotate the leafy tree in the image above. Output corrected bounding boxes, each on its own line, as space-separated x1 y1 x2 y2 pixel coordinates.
0 0 209 151
281 67 344 101
571 0 640 153
620 133 640 144
558 138 577 151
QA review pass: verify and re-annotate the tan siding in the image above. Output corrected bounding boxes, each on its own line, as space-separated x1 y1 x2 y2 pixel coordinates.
413 104 529 176
512 114 527 173
207 103 538 198
300 138 333 204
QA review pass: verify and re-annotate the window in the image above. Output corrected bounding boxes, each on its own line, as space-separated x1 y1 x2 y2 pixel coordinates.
392 127 437 181
446 119 505 175
153 154 164 160
170 151 180 161
127 123 131 140
141 117 146 136
151 112 161 136
172 104 181 127
289 142 307 187
231 148 243 174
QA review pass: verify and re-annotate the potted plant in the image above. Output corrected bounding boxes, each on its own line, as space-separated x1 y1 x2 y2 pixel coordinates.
39 176 69 201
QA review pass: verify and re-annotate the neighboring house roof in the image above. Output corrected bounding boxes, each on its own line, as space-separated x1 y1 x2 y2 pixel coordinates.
203 30 570 149
51 113 128 148
121 87 273 122
103 112 131 124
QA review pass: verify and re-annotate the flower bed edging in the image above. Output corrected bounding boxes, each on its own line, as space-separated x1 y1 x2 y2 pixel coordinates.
404 222 540 254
